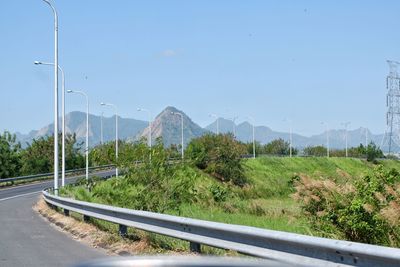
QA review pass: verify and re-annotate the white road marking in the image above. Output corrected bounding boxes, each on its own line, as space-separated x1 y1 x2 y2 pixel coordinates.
0 191 42 202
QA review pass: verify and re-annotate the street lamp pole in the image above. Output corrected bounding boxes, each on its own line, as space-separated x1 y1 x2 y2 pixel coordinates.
248 116 256 159
342 122 350 158
41 0 59 194
101 102 118 177
67 90 89 180
171 112 184 159
322 122 329 158
137 108 152 147
100 112 104 145
284 119 293 158
231 116 238 137
210 114 219 134
34 61 66 186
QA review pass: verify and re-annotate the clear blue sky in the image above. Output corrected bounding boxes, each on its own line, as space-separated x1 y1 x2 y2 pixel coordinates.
1 1 398 136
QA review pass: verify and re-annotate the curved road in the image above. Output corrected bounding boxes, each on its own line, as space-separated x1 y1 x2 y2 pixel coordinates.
0 170 115 267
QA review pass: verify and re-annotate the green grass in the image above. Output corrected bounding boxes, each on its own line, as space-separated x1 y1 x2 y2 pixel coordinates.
60 157 400 252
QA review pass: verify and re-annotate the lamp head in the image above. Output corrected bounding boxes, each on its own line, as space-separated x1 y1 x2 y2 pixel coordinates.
34 61 41 65
100 102 106 106
67 90 72 93
137 108 141 111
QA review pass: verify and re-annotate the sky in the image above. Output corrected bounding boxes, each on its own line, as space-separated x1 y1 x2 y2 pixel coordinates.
0 0 399 136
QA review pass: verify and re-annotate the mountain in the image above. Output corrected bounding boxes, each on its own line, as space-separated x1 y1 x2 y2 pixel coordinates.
16 111 147 147
136 106 207 147
205 119 386 150
14 107 390 152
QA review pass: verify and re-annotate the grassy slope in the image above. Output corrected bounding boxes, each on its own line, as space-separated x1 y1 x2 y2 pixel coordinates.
170 157 400 237
62 157 400 240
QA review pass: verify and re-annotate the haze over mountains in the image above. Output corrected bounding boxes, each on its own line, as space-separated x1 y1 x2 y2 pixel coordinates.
14 106 388 151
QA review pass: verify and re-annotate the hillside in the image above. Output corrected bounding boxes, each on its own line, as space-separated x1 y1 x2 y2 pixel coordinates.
16 111 147 147
137 106 207 147
62 156 400 248
13 106 390 151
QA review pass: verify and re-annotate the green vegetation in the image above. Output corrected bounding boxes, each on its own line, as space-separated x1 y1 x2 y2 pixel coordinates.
0 131 85 179
244 138 298 156
59 133 400 251
305 142 384 162
293 166 400 246
186 133 247 186
0 131 22 178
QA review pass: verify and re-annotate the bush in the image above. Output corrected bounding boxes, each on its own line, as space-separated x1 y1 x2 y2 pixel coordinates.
186 133 247 186
292 166 400 246
303 146 327 157
0 131 21 178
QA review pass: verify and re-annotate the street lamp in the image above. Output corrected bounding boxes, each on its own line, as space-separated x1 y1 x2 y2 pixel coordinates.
321 122 329 158
231 116 238 137
41 0 59 194
137 108 152 148
209 114 219 134
248 116 256 159
171 112 184 159
341 122 350 158
100 112 104 145
34 61 66 187
67 90 89 180
284 118 293 158
101 102 118 177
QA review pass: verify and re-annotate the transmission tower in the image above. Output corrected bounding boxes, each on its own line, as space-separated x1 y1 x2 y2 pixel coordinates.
382 60 400 154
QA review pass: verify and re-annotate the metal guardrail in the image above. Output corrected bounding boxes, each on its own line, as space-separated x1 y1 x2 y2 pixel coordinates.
74 256 288 267
42 189 400 267
0 165 114 183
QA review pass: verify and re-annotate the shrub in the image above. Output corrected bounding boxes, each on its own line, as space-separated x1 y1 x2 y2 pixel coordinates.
292 167 400 246
303 145 327 157
186 133 247 186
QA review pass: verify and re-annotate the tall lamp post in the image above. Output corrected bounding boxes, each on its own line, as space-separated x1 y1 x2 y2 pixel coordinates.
100 112 104 145
284 118 293 158
34 61 66 187
231 116 238 137
171 112 184 159
101 102 118 177
41 0 59 194
137 108 152 147
67 90 89 180
341 122 350 158
321 122 329 158
248 116 256 159
210 114 219 134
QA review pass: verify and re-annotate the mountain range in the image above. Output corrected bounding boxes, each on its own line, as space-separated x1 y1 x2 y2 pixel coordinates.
14 106 390 151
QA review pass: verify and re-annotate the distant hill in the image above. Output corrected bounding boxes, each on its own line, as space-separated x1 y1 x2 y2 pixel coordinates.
16 111 147 147
136 106 207 147
205 119 385 150
14 107 390 151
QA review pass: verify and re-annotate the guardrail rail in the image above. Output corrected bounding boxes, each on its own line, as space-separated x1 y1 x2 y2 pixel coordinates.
0 165 114 184
42 189 400 267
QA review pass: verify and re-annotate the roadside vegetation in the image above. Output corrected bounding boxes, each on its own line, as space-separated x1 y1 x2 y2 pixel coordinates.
0 131 85 179
56 133 400 251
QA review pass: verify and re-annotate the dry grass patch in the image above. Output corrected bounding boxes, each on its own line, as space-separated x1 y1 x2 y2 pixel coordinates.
34 198 159 256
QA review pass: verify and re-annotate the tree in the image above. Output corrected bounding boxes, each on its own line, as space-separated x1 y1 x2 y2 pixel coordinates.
303 145 327 157
21 133 85 175
264 138 297 156
186 133 247 186
365 142 384 163
0 131 22 178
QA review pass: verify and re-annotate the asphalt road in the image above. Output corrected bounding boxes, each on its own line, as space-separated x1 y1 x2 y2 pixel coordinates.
0 169 116 267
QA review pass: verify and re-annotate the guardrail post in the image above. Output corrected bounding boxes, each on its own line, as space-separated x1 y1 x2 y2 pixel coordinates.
190 242 201 253
119 224 127 237
64 209 69 216
83 215 90 223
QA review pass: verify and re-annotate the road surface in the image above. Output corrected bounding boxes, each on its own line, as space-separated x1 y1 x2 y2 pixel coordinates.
0 169 115 267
